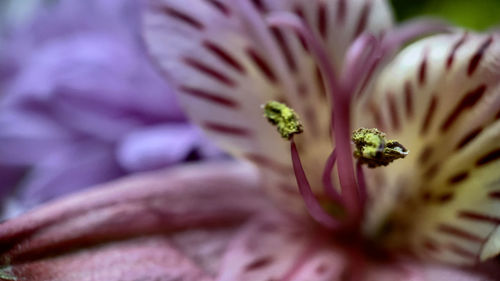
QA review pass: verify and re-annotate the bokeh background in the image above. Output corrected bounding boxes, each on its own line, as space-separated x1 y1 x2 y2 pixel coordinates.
391 0 500 30
2 0 500 32
0 0 499 218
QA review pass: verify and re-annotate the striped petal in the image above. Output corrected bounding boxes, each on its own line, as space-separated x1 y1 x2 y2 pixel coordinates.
357 32 500 265
141 0 393 205
215 212 498 280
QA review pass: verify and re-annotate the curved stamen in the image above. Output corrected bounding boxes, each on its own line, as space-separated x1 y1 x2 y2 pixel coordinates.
291 139 341 230
322 149 343 204
268 13 362 223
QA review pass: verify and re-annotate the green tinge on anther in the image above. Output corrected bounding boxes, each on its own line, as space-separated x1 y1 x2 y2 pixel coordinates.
264 101 303 140
352 128 408 168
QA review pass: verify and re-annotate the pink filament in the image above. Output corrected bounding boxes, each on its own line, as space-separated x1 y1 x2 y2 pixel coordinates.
356 162 368 210
342 33 379 94
291 139 341 230
322 149 343 204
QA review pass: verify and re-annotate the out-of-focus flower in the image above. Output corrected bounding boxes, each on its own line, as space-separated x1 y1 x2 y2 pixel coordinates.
0 0 222 217
0 0 500 280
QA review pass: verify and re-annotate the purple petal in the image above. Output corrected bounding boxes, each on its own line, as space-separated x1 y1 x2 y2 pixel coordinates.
0 109 73 165
10 143 123 214
117 124 222 172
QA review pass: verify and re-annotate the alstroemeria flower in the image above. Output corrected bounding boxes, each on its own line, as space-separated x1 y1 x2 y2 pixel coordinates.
1 0 499 280
140 0 500 278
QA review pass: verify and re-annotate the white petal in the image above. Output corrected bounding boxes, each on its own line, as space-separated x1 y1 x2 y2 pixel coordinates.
141 0 393 205
357 32 500 265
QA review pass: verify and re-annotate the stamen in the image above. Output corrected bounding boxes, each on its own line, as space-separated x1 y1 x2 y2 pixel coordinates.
352 128 409 168
322 149 343 203
264 101 303 139
291 140 341 230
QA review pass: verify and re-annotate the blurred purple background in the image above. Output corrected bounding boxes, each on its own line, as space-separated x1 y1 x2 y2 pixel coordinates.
0 0 223 218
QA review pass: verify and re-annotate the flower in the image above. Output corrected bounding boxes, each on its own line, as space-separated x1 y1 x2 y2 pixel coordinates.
0 0 222 217
0 0 499 280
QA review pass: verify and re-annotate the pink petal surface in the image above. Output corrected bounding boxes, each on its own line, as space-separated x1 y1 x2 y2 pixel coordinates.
9 236 212 281
0 162 270 269
216 212 499 281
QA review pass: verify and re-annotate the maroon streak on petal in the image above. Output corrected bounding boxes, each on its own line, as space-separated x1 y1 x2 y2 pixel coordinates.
204 0 230 16
488 191 500 199
0 162 269 263
250 0 266 12
456 127 483 150
418 55 427 87
447 171 469 184
420 95 438 135
183 57 236 87
437 224 485 243
270 27 297 73
447 243 478 260
246 48 278 83
387 92 400 132
446 32 467 70
353 0 372 39
404 81 414 119
180 86 240 108
202 122 252 136
317 1 327 39
476 148 500 167
202 41 246 74
336 0 346 24
458 211 500 225
160 6 205 30
440 84 487 132
468 36 493 76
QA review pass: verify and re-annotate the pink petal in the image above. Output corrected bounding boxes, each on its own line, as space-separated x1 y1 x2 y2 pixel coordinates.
0 162 270 267
216 211 499 280
217 212 347 281
9 236 213 281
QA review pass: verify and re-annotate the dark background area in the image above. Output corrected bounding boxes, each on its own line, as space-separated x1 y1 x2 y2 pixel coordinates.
391 0 500 30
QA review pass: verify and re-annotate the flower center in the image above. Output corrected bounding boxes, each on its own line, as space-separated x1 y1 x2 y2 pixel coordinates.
264 100 408 233
263 10 447 234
